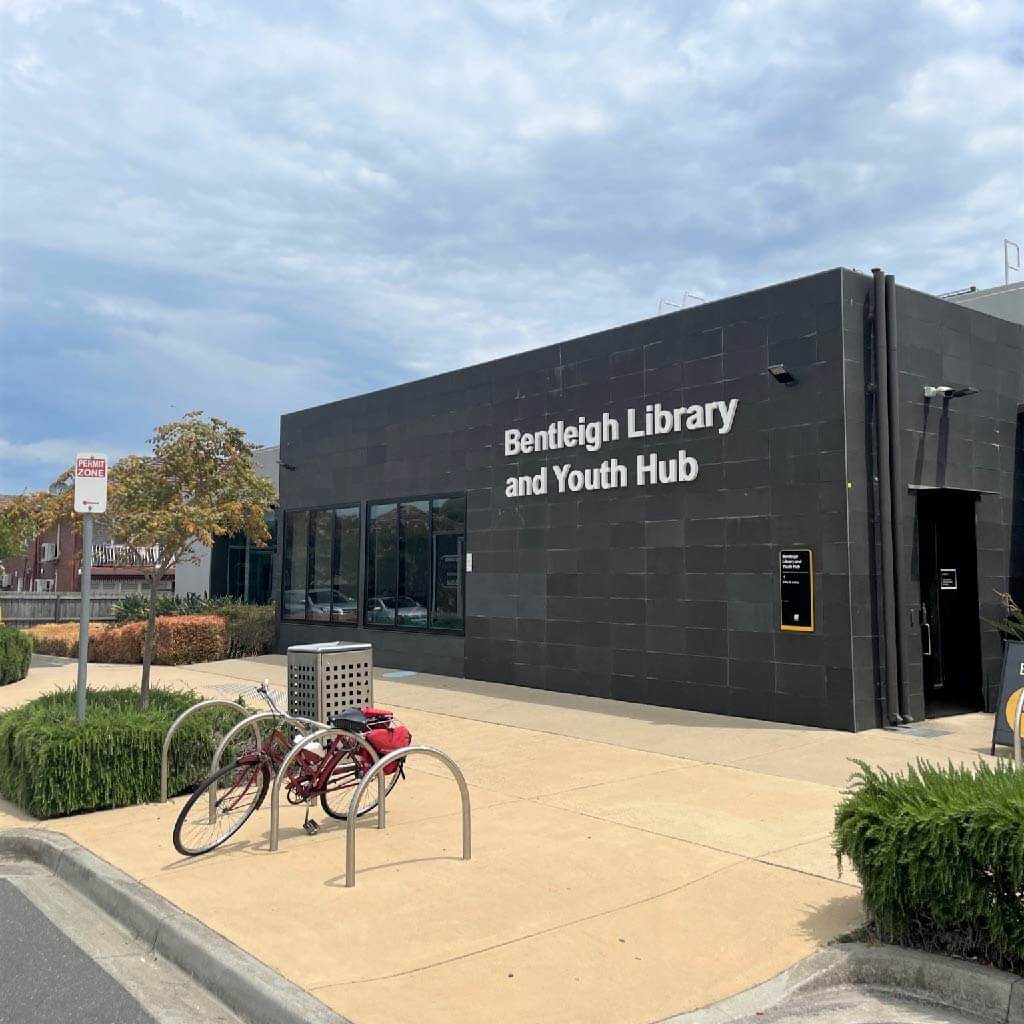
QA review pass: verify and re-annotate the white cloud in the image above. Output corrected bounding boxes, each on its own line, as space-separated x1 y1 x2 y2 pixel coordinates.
1 0 1022 489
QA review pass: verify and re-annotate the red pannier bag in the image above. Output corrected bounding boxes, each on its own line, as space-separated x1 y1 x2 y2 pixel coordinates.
360 719 411 775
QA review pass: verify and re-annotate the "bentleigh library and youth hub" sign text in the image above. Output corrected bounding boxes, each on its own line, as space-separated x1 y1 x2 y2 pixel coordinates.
503 399 740 498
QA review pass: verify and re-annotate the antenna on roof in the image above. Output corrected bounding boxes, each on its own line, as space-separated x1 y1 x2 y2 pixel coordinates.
1005 239 1021 286
657 292 709 315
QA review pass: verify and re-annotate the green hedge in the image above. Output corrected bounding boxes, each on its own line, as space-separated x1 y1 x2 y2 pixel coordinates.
0 625 32 685
111 594 276 658
219 605 275 657
0 687 251 818
834 759 1024 972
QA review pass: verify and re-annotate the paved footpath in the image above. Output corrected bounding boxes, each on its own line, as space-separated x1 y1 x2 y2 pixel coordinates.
0 657 1003 1024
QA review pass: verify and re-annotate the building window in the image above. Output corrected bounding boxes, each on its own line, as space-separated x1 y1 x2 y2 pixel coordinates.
332 507 359 624
365 494 465 632
281 510 309 620
218 509 278 605
281 506 361 624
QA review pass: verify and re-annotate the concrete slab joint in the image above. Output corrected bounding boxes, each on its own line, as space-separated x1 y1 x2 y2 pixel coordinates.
0 828 352 1024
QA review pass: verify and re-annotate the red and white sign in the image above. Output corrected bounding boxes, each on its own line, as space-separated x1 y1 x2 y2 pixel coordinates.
74 453 108 513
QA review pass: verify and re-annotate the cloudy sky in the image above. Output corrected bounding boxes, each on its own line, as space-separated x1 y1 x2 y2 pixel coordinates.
2 0 1022 492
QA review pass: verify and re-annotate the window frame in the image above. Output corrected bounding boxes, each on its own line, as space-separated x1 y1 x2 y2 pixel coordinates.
363 491 466 636
280 503 362 626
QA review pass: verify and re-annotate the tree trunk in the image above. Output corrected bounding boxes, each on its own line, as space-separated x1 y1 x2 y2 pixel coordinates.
139 569 160 712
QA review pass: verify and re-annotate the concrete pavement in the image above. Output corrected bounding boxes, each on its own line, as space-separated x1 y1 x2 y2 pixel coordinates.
0 657 1003 1024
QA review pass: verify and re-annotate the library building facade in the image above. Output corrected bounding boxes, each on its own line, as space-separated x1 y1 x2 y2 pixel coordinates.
276 268 1024 732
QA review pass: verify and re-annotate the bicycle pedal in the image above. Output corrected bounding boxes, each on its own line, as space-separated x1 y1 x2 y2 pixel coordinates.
303 818 320 835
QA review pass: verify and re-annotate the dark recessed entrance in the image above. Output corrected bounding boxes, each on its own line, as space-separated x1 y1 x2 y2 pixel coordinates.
916 489 984 716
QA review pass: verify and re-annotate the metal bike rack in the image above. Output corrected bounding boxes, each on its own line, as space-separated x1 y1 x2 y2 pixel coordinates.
344 745 470 888
268 728 384 852
207 711 323 823
1014 688 1024 768
160 699 261 803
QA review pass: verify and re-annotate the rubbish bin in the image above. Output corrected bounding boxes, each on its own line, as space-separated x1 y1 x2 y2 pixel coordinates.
286 642 373 723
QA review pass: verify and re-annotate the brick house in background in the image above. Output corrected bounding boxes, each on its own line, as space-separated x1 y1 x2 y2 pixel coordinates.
0 510 174 594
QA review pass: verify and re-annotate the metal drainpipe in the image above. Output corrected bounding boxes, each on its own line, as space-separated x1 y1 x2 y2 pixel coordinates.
873 269 904 724
884 274 912 722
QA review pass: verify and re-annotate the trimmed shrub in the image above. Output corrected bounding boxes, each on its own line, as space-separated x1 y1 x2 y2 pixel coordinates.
89 621 145 663
0 687 250 817
220 604 275 657
0 626 32 685
834 759 1024 973
24 623 109 659
153 615 226 665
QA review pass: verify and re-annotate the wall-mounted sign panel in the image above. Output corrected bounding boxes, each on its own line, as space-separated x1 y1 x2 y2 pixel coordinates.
940 568 958 590
780 549 814 633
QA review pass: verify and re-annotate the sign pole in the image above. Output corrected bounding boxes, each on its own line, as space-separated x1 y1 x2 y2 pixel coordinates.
76 511 93 722
73 452 107 724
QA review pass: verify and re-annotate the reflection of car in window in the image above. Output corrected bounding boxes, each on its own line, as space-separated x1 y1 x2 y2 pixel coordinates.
366 595 428 626
291 588 357 619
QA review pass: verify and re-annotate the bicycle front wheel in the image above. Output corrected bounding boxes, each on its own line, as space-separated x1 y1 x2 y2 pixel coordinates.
173 760 269 856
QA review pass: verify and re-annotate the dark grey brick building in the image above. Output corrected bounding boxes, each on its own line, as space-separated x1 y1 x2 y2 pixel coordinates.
276 268 1024 731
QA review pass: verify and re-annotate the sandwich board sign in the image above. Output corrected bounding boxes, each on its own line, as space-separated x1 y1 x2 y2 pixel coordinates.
74 454 108 514
991 640 1024 753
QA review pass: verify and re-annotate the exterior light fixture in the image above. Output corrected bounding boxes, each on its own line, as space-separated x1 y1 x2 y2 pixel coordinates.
277 460 297 471
768 364 796 385
922 385 979 400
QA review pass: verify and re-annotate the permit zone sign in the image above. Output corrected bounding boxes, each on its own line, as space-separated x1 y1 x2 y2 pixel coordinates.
74 453 108 513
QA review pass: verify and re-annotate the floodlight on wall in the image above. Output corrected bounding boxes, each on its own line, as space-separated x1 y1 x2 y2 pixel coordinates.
768 364 797 385
277 460 297 471
922 385 979 400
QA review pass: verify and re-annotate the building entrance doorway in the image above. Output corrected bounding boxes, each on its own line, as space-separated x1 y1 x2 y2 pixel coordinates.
916 489 983 716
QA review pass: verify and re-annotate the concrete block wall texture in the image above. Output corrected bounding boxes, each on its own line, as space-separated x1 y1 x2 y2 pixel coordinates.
277 267 1024 731
840 270 1024 727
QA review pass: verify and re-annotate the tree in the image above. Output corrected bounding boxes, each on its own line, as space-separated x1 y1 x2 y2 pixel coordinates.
0 413 276 710
0 492 47 573
0 513 30 570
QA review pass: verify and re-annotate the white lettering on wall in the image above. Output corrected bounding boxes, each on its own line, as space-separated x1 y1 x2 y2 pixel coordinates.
501 399 740 498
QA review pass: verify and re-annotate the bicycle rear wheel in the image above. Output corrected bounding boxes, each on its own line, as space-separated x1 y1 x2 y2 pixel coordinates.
173 760 270 856
320 754 402 820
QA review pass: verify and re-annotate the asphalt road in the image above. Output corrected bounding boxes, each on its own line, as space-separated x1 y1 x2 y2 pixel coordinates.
0 859 240 1024
0 878 153 1024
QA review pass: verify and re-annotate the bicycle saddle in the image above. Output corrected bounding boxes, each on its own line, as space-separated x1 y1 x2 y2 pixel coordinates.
330 707 368 732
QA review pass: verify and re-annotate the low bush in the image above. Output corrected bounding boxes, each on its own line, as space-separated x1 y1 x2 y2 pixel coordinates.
153 615 226 665
0 687 249 817
0 626 32 685
219 604 275 657
24 623 109 659
89 621 145 663
834 759 1024 973
24 616 227 665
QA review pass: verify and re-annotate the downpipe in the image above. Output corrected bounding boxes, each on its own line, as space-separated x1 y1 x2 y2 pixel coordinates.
884 273 913 723
872 269 906 725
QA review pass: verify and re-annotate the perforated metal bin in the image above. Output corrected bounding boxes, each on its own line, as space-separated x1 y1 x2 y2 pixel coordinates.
286 642 374 723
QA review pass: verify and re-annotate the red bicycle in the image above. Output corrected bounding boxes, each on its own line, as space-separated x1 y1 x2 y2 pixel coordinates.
172 685 409 856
